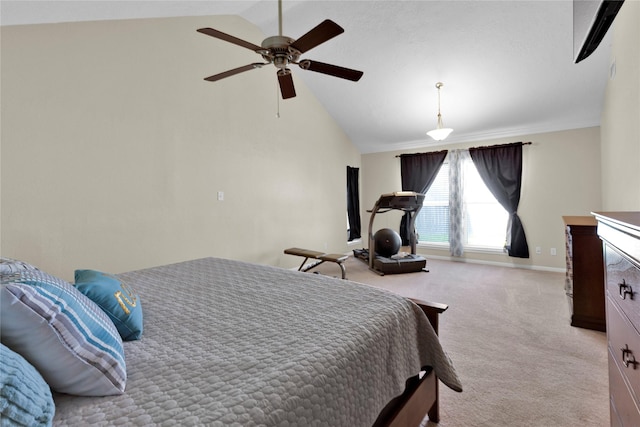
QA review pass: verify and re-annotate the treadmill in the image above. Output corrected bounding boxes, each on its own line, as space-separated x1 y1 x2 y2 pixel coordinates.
353 191 427 275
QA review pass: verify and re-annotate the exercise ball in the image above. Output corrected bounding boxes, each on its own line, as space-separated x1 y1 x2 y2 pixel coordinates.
374 228 402 258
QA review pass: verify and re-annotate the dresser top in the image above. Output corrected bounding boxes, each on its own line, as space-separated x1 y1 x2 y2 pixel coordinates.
563 215 597 226
592 212 640 233
593 212 640 266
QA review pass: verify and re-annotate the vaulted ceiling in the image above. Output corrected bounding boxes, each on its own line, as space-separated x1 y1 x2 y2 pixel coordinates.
1 1 613 153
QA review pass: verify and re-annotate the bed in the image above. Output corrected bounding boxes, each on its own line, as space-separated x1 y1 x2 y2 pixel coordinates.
1 257 461 426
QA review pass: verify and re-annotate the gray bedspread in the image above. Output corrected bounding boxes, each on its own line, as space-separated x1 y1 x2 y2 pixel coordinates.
53 257 461 426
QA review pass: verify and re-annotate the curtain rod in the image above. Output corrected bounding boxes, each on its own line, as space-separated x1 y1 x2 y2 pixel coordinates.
394 149 448 158
395 142 531 158
469 141 532 150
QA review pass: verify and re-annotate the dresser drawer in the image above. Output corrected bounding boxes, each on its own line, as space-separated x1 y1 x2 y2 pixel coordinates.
607 296 640 403
605 246 640 332
609 347 640 426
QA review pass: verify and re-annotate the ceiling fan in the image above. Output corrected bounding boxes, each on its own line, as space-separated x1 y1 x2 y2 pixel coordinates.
197 0 363 99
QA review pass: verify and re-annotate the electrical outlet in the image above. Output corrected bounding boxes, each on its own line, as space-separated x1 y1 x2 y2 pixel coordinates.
550 247 557 256
217 191 224 201
535 246 541 254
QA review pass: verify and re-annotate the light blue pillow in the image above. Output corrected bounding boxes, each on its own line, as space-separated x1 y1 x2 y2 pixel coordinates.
74 269 143 341
0 343 55 427
0 268 126 397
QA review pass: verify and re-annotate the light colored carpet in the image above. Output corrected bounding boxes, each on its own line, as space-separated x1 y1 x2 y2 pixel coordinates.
311 255 609 427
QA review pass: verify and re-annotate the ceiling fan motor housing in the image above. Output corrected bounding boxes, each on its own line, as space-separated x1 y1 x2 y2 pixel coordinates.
261 36 300 68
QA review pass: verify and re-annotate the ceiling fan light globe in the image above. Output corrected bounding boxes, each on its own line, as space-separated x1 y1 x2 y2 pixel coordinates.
427 128 453 141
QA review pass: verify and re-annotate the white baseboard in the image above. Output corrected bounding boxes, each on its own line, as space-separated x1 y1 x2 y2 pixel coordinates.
288 245 565 274
424 253 566 273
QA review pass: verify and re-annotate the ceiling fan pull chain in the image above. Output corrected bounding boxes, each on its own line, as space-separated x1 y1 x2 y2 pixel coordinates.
276 82 281 118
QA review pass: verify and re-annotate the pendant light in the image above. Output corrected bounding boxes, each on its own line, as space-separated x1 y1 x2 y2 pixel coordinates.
426 82 453 141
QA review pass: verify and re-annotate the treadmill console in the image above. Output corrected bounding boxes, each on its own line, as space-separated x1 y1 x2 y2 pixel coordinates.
376 192 426 210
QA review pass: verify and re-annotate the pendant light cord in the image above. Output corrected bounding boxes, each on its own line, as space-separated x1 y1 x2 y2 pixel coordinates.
436 82 443 124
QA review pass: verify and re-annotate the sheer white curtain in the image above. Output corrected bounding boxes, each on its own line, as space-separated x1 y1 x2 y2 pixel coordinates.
448 149 469 257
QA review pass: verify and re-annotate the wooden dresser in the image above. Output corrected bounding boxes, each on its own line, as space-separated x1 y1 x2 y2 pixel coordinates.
563 216 606 331
593 212 640 426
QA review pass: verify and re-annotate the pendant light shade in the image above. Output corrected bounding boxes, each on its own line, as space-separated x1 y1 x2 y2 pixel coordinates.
427 82 453 141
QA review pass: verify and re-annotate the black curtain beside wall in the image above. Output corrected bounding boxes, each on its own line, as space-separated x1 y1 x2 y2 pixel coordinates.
399 150 448 245
347 166 361 241
469 142 529 258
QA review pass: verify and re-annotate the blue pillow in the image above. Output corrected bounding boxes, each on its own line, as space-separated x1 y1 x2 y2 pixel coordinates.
1 269 126 397
74 269 143 341
0 343 55 427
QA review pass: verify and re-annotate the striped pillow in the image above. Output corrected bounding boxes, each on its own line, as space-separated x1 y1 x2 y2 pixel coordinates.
0 269 126 396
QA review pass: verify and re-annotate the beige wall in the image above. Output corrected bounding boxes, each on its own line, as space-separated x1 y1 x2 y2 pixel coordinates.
0 16 361 280
601 0 640 209
2 3 637 278
362 127 602 270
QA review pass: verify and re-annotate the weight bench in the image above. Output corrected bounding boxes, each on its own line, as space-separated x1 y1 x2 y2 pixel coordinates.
284 247 348 279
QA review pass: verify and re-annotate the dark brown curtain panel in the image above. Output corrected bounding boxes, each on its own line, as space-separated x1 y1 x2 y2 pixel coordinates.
469 143 529 258
399 150 448 245
347 166 361 241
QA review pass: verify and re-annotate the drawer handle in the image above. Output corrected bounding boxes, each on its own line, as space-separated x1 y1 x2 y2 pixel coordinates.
621 344 639 370
618 280 635 300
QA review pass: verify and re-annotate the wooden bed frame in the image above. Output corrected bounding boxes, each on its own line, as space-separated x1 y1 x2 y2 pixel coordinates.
374 298 449 426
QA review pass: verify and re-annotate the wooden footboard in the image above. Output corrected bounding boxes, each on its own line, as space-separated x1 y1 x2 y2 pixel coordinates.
374 298 448 426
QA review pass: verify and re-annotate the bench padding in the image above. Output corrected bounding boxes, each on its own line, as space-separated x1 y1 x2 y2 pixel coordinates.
284 248 348 279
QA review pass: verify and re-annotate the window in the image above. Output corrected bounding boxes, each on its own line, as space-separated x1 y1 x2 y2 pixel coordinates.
415 153 508 250
415 163 450 244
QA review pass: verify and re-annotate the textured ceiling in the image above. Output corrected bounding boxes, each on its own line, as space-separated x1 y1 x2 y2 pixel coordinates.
1 0 613 153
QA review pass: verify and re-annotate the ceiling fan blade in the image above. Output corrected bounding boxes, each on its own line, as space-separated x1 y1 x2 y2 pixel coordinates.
277 69 296 99
204 63 266 82
298 60 363 82
289 20 344 54
197 28 264 52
